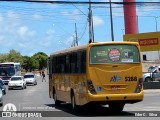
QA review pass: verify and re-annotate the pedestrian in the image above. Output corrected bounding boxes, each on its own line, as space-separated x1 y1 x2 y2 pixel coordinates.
42 71 46 82
39 71 41 76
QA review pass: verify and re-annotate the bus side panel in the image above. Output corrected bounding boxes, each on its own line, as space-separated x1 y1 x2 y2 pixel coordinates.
70 74 88 106
49 74 54 98
50 73 89 106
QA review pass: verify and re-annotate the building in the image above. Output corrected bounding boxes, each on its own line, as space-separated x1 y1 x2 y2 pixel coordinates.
124 32 160 61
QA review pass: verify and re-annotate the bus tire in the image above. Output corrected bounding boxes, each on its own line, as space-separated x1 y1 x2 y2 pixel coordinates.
109 103 124 112
53 91 61 106
71 93 78 111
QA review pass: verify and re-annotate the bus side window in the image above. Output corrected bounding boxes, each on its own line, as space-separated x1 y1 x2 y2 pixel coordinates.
47 58 52 75
61 55 66 73
77 52 82 73
56 55 65 73
65 54 70 73
71 53 77 73
52 57 56 73
82 51 86 73
56 57 61 73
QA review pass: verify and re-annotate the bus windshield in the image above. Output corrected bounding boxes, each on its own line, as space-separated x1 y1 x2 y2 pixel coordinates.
0 67 15 76
90 44 140 64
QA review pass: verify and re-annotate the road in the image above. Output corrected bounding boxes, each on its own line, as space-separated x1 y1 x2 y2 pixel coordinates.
0 74 160 120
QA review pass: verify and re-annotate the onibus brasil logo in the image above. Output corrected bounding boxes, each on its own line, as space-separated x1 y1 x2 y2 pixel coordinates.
2 103 17 117
2 103 42 117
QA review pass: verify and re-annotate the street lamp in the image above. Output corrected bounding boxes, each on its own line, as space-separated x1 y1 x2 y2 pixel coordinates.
153 16 160 60
154 16 159 32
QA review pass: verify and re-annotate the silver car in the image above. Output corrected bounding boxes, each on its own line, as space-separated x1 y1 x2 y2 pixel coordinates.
0 89 3 106
24 73 37 85
0 79 6 95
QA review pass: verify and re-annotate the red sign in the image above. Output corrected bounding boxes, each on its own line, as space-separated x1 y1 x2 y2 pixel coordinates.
138 38 159 46
109 49 120 61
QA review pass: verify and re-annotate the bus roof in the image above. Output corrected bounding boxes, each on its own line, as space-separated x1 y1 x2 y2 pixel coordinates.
0 62 20 65
50 41 139 56
50 44 87 56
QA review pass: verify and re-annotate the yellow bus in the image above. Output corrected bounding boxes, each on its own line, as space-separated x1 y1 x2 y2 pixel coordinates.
48 42 144 112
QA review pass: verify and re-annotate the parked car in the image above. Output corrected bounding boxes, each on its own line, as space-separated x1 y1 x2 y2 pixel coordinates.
24 73 37 85
8 76 27 90
0 79 6 95
148 65 157 72
0 89 3 106
143 66 160 82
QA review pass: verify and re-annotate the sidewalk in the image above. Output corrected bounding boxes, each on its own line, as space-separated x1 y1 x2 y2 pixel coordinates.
144 89 160 93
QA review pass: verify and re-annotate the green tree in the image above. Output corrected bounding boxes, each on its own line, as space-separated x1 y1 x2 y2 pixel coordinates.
0 50 48 71
7 49 23 63
30 56 39 71
0 49 22 63
22 56 39 72
32 52 48 70
22 56 31 72
0 54 8 62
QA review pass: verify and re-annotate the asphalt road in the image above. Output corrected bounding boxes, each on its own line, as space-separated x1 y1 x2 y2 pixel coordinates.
0 74 160 120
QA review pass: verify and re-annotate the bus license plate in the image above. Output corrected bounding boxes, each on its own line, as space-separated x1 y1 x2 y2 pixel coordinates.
111 85 120 90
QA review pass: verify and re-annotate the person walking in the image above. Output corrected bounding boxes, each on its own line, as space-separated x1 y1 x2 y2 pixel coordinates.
42 71 46 82
39 71 42 76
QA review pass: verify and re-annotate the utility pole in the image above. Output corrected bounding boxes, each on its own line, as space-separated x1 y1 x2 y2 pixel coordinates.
75 23 78 46
109 0 114 41
71 23 78 47
91 10 94 42
88 0 94 43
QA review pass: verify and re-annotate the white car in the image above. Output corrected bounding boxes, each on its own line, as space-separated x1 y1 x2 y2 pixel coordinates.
24 73 37 85
8 76 27 90
0 89 3 106
143 66 160 82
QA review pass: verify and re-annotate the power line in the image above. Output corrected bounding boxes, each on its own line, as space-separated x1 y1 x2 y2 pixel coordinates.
78 21 88 41
71 4 87 16
66 0 87 16
1 1 160 5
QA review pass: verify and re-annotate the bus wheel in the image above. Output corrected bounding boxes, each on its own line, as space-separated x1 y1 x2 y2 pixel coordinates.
109 103 124 112
71 93 77 111
53 91 61 106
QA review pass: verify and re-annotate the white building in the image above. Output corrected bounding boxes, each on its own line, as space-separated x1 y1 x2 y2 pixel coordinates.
141 51 160 61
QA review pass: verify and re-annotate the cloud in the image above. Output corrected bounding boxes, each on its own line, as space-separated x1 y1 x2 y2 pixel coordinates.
0 11 39 55
0 14 3 23
61 9 82 21
93 16 104 27
17 26 36 40
7 11 20 20
32 13 43 20
40 29 55 47
136 0 160 16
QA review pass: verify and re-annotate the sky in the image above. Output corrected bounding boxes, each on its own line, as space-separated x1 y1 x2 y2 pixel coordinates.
0 0 160 56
